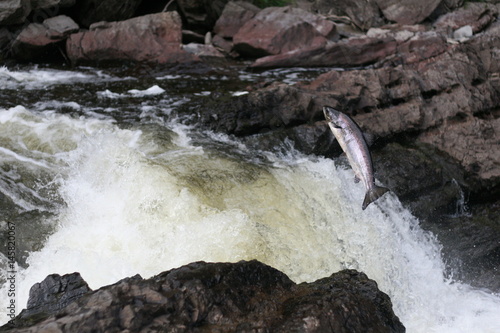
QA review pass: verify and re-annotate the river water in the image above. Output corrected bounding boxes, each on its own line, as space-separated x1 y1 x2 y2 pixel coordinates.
0 65 499 332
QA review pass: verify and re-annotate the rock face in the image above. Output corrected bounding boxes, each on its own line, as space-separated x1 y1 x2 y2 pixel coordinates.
2 261 405 333
66 12 198 65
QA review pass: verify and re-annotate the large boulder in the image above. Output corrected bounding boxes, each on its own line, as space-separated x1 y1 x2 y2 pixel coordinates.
233 6 337 58
66 12 199 65
0 0 31 25
2 261 405 332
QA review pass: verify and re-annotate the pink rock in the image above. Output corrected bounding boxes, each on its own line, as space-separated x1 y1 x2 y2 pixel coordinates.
213 1 260 38
251 35 397 68
233 6 337 57
66 12 198 64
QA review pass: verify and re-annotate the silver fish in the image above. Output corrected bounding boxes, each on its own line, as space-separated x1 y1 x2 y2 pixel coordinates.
323 106 389 210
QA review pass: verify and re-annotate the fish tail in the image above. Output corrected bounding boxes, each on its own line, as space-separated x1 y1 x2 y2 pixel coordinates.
362 186 390 210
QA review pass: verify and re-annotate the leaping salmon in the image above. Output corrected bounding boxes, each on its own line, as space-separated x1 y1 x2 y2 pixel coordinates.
323 106 389 210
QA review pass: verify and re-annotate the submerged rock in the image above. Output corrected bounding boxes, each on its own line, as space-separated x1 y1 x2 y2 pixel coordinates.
2 261 405 332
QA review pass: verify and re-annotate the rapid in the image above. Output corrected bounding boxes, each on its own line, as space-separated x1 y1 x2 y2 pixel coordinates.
0 65 499 332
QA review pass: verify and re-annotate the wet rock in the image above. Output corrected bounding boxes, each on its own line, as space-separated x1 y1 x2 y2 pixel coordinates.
2 260 405 332
10 15 78 61
233 6 337 58
434 201 500 292
66 12 199 65
375 0 442 25
0 0 31 25
71 0 143 28
21 272 91 319
213 0 260 38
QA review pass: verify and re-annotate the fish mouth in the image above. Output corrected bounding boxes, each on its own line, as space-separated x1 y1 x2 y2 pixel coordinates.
323 106 339 122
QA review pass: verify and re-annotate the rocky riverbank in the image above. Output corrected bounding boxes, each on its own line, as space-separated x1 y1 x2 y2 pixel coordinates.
1 0 499 331
1 261 405 332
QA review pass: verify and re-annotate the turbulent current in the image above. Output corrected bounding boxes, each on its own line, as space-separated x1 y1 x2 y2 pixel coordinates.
0 66 499 332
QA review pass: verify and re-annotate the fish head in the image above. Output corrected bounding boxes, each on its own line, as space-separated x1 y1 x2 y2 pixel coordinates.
323 106 343 127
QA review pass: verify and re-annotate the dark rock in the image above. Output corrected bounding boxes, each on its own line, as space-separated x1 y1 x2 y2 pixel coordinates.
233 6 337 58
182 29 205 43
0 0 31 25
433 201 500 292
66 12 199 65
31 0 75 11
71 0 143 28
375 0 442 25
10 15 78 61
21 272 91 319
213 0 260 38
2 261 405 332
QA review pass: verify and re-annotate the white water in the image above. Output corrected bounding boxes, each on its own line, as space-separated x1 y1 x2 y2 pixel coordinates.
1 90 500 332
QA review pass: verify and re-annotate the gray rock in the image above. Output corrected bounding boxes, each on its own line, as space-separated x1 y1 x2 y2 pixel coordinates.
43 15 79 39
375 0 442 24
0 0 31 25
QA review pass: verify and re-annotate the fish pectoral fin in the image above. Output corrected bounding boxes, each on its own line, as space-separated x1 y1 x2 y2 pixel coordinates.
328 122 342 129
362 185 390 210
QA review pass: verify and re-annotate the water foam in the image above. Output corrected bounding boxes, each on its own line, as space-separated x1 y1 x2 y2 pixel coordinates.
0 110 499 332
